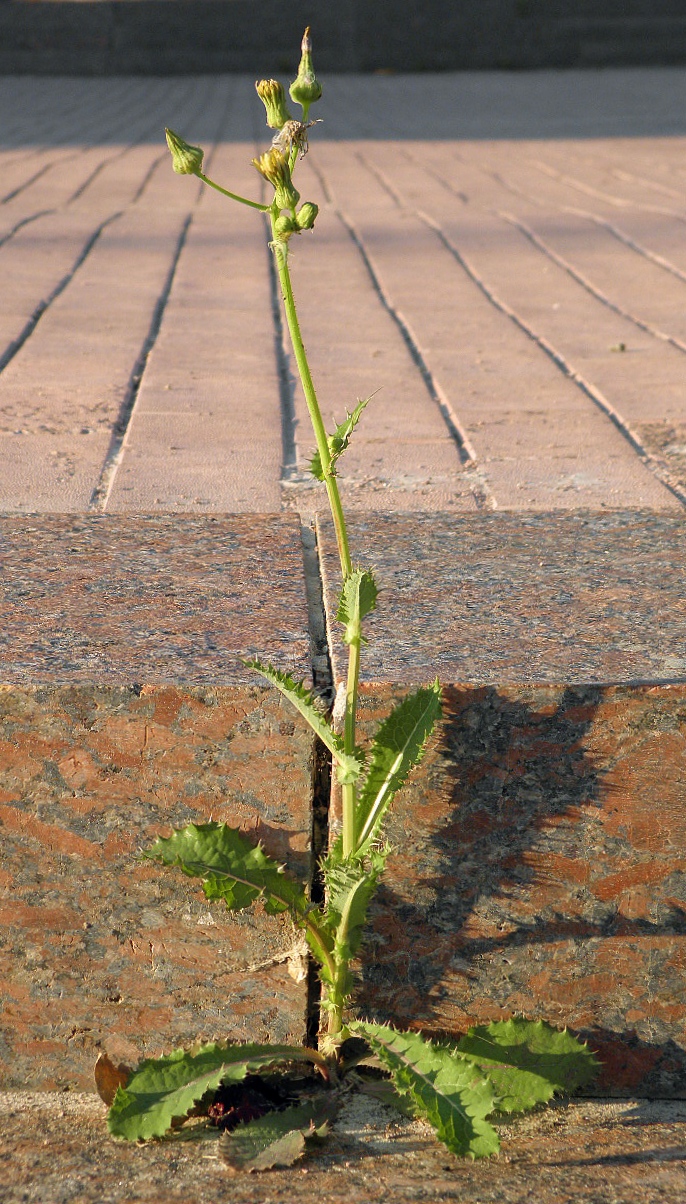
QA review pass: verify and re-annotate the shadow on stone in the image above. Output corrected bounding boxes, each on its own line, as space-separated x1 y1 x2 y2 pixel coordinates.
354 684 686 1096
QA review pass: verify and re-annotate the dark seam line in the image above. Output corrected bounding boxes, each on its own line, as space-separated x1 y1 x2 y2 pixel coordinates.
312 152 478 471
502 212 686 357
0 210 124 376
420 210 686 511
0 208 55 251
300 521 334 1049
90 76 237 509
88 211 193 511
310 157 482 475
1 161 54 205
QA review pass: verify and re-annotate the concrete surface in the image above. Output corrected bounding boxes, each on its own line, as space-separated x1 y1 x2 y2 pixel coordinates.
2 1091 686 1203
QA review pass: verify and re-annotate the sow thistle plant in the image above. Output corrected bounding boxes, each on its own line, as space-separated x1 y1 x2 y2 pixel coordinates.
98 29 598 1170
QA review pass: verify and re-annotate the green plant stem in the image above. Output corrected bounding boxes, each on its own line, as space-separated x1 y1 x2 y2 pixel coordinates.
341 643 360 856
271 230 361 858
270 232 351 581
197 171 270 211
271 219 363 1043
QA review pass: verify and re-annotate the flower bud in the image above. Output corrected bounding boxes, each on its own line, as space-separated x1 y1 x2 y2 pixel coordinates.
251 147 300 211
274 213 300 240
165 127 204 175
255 78 292 130
289 26 322 109
296 201 318 230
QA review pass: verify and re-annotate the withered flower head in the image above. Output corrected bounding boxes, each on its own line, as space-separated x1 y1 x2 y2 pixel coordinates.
289 26 323 108
271 118 321 159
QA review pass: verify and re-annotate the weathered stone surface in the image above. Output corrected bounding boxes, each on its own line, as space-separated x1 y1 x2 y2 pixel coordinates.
0 516 314 1088
1 1091 686 1204
319 511 686 1095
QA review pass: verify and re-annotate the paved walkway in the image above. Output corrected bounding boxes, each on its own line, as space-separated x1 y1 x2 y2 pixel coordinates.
2 68 686 515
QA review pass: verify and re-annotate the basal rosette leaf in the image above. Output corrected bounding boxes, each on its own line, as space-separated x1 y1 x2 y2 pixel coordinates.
351 1023 499 1158
108 1043 317 1141
355 682 442 853
144 821 309 918
336 569 378 645
309 395 372 480
221 1097 337 1171
244 658 362 781
455 1018 600 1114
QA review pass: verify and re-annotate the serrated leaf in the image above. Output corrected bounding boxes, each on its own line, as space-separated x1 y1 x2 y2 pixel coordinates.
319 851 386 1005
336 569 378 645
323 851 386 957
355 682 442 853
351 1023 499 1159
143 821 309 918
309 395 372 480
244 658 362 780
221 1097 338 1172
455 1018 600 1114
108 1042 316 1141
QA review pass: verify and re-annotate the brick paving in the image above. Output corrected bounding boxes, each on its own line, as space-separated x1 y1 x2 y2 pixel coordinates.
2 69 686 514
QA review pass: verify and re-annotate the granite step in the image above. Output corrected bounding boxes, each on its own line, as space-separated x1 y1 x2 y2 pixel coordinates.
0 514 316 1089
319 510 686 1097
3 508 686 1097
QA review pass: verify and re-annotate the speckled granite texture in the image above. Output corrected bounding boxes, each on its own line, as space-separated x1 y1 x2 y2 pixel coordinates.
319 512 686 1095
0 516 314 1088
319 510 686 686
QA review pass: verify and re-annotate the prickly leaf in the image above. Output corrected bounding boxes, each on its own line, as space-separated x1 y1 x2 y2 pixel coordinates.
355 682 442 852
244 658 362 780
309 395 372 480
108 1043 315 1141
336 568 378 644
351 1023 499 1158
456 1018 600 1114
322 850 386 957
221 1097 337 1172
144 821 308 918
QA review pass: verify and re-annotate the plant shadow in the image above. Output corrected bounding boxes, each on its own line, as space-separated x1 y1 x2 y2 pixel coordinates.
356 684 686 1097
